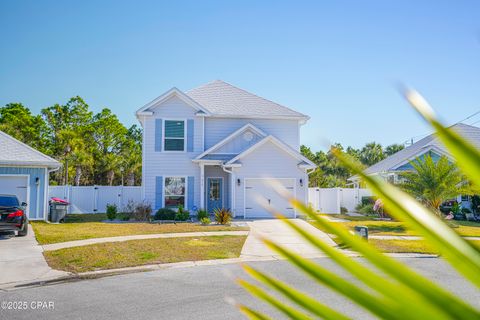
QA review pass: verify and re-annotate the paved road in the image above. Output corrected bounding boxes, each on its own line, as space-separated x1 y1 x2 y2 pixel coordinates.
0 257 479 320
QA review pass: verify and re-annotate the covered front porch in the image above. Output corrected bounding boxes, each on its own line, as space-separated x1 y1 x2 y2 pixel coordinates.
197 161 235 215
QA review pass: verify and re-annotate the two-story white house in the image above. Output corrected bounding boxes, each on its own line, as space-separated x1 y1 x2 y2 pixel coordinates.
136 80 315 218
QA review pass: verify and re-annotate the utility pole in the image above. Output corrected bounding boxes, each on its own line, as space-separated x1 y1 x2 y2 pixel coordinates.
64 145 71 185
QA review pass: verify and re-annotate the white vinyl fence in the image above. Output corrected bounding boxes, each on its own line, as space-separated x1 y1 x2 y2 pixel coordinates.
308 187 372 214
49 186 143 214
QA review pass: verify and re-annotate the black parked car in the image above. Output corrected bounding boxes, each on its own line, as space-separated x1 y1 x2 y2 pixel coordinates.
0 194 28 236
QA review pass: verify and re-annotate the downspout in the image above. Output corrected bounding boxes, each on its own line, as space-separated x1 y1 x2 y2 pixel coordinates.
222 165 235 217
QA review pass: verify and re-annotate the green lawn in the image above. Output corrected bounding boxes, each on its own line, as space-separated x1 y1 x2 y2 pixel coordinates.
44 235 247 273
310 214 480 254
313 214 480 237
32 214 248 245
369 239 480 254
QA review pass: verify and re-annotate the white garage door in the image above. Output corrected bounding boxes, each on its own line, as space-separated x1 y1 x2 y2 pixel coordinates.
245 179 295 218
0 175 29 213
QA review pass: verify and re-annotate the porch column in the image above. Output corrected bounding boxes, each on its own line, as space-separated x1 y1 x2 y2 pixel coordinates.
230 170 235 217
200 163 205 209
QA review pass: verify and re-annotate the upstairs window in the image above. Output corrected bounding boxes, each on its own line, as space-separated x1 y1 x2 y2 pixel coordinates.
164 120 185 151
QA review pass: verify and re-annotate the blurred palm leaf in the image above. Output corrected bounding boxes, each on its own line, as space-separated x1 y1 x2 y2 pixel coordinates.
237 91 480 319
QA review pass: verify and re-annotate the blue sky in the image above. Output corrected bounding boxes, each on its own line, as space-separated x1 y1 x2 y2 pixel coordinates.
1 0 479 151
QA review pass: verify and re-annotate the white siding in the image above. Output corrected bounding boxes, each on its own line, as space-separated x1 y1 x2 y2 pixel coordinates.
143 95 203 208
205 118 300 151
232 141 308 217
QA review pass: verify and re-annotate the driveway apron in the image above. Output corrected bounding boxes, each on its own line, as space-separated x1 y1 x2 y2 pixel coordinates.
0 225 68 287
240 219 336 259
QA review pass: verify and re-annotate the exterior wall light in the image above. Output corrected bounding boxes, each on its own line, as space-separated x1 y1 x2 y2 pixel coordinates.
237 178 241 186
299 179 303 187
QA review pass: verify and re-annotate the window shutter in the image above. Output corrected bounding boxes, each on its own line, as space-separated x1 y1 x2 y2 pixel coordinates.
187 119 194 152
155 119 162 152
187 176 194 210
155 176 163 209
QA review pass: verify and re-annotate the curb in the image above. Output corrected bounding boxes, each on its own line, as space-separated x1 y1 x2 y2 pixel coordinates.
0 251 439 291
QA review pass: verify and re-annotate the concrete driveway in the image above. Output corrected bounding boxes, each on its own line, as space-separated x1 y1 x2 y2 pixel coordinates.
0 225 68 288
240 219 336 260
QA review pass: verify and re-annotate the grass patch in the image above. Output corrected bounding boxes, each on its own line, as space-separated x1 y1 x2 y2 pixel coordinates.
32 221 248 245
369 239 438 254
64 214 108 223
44 235 247 273
311 214 480 237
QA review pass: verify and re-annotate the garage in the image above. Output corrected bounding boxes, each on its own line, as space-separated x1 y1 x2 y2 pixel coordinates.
0 175 29 216
244 178 296 218
0 130 61 220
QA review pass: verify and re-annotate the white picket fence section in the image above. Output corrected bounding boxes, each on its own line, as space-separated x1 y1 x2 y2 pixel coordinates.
49 186 143 214
308 187 372 214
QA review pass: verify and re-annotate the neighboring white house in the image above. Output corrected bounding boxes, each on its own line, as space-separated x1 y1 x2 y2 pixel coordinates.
349 123 480 208
0 130 61 220
136 80 316 218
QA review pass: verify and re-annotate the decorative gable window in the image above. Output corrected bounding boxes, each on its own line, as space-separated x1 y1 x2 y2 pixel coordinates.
164 120 185 151
164 177 185 207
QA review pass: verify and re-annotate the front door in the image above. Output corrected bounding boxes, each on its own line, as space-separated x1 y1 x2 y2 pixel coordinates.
207 178 223 212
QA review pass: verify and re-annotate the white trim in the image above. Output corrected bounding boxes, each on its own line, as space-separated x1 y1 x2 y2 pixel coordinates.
206 177 224 212
162 118 187 153
226 135 316 167
195 123 268 160
163 176 188 208
136 87 211 116
199 163 205 209
0 174 30 218
202 116 205 151
243 178 297 219
43 169 48 221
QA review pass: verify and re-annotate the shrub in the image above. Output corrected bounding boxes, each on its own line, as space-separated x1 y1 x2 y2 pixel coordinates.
117 212 131 221
176 205 190 221
154 208 176 220
340 206 348 214
106 204 117 220
197 209 208 220
214 208 232 225
357 203 375 215
361 196 375 206
200 217 211 225
133 202 152 221
462 207 472 214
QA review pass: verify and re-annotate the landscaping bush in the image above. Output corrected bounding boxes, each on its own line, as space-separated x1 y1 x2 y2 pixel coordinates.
154 208 176 220
462 207 472 214
133 202 152 221
197 209 208 220
340 206 348 214
356 203 375 215
200 217 211 225
106 204 117 220
361 196 375 206
176 205 190 221
214 208 232 225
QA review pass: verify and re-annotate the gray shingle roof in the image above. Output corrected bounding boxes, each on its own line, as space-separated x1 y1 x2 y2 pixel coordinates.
186 80 308 119
199 154 237 161
0 131 61 168
363 123 480 175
